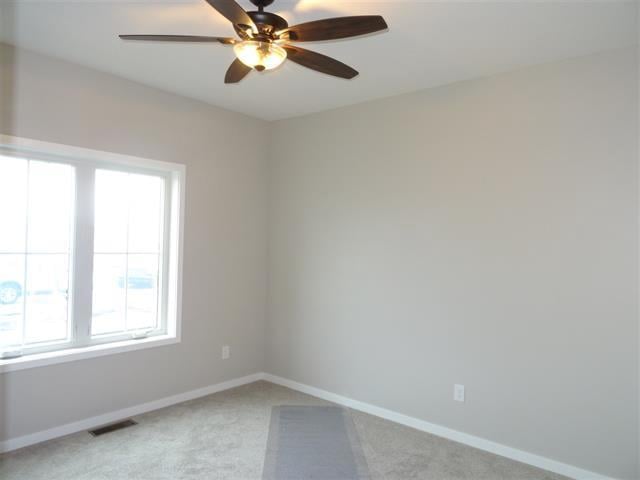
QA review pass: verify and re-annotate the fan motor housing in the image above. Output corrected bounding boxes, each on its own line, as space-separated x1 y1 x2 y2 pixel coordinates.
250 0 275 8
247 11 289 32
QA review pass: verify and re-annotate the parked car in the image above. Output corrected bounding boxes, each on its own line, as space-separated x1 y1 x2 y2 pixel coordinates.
0 281 69 305
1 259 68 305
117 270 156 289
0 269 154 306
0 281 22 305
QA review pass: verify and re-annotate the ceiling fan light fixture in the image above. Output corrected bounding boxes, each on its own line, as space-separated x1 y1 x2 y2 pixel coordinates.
119 0 389 83
233 40 287 71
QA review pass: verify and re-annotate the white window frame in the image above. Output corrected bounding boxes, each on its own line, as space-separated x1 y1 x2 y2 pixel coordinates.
0 135 185 373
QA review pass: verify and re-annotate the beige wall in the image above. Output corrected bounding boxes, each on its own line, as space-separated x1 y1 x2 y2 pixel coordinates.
0 43 269 440
1 41 638 480
267 48 639 479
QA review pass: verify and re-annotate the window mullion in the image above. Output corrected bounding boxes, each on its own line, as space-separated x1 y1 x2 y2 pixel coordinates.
20 160 31 350
72 165 95 346
160 175 171 333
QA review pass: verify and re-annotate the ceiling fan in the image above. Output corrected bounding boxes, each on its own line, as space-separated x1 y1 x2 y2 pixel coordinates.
119 0 388 84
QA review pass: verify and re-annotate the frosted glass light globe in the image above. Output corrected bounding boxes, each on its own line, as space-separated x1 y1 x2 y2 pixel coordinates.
233 41 287 71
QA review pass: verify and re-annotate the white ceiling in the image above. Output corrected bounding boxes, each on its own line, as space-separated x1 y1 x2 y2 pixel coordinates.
1 0 637 120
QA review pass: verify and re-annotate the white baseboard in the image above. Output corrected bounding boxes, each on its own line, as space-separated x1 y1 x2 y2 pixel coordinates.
262 373 615 480
0 372 264 454
0 371 618 480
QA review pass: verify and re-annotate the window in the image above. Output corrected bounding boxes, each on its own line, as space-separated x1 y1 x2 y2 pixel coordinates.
0 137 184 367
0 159 74 348
92 170 165 337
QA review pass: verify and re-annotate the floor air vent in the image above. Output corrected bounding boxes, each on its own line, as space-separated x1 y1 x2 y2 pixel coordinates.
89 419 138 437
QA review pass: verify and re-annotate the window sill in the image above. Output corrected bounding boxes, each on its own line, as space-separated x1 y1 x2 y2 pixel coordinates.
0 335 180 374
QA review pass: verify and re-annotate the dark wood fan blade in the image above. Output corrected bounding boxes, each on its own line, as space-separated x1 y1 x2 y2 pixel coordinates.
225 58 252 83
283 46 358 79
119 35 235 44
203 0 256 30
280 16 387 42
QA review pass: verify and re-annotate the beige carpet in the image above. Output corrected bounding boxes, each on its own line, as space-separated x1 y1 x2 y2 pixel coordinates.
0 381 568 480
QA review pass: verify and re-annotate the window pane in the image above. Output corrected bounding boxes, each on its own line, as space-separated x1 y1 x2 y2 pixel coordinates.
92 170 165 338
126 254 159 331
27 161 74 253
94 170 129 253
128 174 163 253
0 254 25 348
91 254 126 335
0 158 74 351
0 157 28 253
24 254 70 343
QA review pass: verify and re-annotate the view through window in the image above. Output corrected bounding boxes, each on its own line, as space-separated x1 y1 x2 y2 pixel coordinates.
0 150 179 358
92 170 164 336
0 158 74 349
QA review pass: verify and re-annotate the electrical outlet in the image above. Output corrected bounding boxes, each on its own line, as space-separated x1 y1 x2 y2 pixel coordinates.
454 384 465 402
222 345 231 360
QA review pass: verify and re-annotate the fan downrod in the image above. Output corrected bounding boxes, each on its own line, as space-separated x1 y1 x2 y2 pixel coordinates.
250 0 275 11
244 0 288 33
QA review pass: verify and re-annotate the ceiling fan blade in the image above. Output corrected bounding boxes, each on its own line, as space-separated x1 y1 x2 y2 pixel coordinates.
283 46 358 79
203 0 256 30
225 58 252 83
280 16 387 42
119 35 235 44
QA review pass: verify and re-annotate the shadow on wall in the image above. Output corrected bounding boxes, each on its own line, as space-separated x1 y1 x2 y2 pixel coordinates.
0 0 16 449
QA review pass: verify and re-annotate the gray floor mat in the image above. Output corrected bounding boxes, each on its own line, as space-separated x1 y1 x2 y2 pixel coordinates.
262 406 370 480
